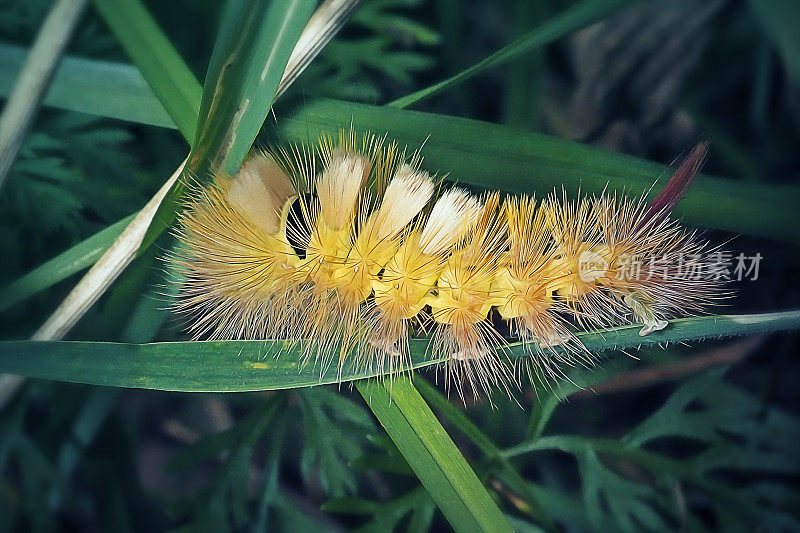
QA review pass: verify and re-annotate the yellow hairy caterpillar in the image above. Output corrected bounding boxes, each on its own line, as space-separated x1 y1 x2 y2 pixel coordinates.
170 130 724 394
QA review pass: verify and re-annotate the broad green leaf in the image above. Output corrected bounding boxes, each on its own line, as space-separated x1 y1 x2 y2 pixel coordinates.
0 44 175 128
390 0 636 109
92 0 202 141
0 312 797 391
356 377 513 533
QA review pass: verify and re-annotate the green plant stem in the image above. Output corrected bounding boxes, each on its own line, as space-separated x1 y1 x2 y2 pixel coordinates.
414 377 556 528
356 377 513 533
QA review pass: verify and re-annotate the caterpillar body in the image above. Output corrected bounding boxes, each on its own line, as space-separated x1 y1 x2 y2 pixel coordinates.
171 131 724 394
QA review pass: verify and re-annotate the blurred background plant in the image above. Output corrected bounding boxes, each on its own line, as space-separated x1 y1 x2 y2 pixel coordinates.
0 0 798 531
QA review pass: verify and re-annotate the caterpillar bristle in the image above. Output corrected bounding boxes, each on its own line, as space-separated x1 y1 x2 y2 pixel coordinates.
226 151 296 235
496 195 581 355
418 188 482 256
170 130 728 397
372 163 435 241
427 192 515 397
170 155 298 341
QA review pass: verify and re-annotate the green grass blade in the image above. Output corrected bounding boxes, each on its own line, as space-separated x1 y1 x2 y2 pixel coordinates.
0 0 88 190
356 377 513 533
414 378 499 456
0 312 797 391
21 0 207 337
10 0 315 330
390 0 636 109
0 44 175 128
414 377 556 529
0 0 313 312
47 387 120 508
279 99 800 242
3 48 796 242
3 11 797 312
92 0 202 141
190 0 315 176
9 47 795 242
0 214 133 313
141 0 314 255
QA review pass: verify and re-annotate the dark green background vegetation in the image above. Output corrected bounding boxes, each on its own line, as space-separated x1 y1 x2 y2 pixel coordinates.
0 0 799 531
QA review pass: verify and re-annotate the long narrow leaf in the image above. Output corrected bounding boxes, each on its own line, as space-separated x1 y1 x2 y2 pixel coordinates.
190 0 315 176
92 0 202 141
15 0 205 352
415 377 556 529
0 214 133 313
0 312 796 391
390 0 636 109
141 0 315 255
0 0 351 310
30 0 314 343
356 377 513 533
4 47 798 242
276 0 362 99
748 0 800 84
0 44 174 128
4 93 799 312
0 0 88 189
31 160 185 340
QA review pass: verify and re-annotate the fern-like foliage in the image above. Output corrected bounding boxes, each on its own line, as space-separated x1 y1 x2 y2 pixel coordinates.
0 113 141 281
324 366 800 531
291 0 437 102
165 389 374 532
